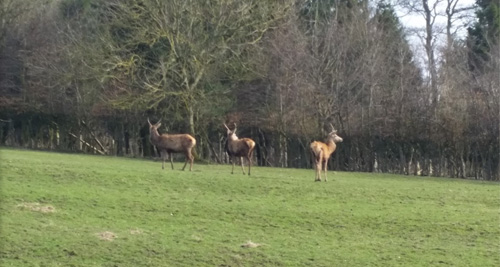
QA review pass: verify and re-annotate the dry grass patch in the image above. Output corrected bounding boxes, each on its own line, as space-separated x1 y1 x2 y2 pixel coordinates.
96 231 117 241
130 228 143 235
240 240 262 248
191 234 203 242
17 202 56 213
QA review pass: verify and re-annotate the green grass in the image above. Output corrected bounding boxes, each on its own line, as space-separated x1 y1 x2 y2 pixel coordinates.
1 148 499 267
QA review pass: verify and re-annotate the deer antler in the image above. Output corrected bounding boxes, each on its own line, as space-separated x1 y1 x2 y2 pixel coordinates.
233 122 237 131
329 123 336 133
223 123 230 131
147 118 152 126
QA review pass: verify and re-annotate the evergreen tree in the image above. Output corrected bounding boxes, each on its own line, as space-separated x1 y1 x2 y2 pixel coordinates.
467 0 499 72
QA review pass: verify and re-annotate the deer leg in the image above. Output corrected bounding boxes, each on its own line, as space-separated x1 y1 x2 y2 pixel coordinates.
316 160 322 181
313 158 319 181
181 156 188 171
182 151 190 171
240 157 246 175
169 152 174 170
231 156 235 174
189 151 194 171
323 159 328 182
160 151 166 170
315 151 323 181
247 156 251 176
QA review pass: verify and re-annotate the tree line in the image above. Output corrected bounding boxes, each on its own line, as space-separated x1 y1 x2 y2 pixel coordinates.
0 0 498 180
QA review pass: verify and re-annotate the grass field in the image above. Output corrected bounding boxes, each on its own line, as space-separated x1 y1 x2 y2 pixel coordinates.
1 148 499 266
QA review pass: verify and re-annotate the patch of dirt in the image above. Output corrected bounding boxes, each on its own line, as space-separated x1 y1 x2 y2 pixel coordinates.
130 229 143 235
17 202 56 213
97 231 117 241
191 234 202 242
241 240 262 248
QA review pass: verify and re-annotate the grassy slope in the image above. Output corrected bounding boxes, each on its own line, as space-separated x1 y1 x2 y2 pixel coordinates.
0 148 498 266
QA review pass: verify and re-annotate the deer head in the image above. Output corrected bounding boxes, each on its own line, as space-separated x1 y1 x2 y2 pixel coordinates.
327 124 343 143
148 118 162 135
223 123 238 140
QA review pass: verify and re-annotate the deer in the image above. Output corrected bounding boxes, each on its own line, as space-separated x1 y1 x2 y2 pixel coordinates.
147 118 196 171
224 123 256 175
310 124 343 182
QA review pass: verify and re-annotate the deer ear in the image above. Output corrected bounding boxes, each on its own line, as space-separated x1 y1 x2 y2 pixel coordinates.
156 122 162 128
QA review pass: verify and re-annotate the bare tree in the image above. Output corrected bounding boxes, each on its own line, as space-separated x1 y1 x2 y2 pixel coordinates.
444 0 475 47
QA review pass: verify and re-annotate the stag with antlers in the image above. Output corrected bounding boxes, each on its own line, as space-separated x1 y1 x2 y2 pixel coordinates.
224 123 256 175
310 124 343 181
148 119 196 171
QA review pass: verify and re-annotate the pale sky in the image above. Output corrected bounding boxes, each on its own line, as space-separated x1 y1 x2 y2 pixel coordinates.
393 0 477 74
397 0 477 38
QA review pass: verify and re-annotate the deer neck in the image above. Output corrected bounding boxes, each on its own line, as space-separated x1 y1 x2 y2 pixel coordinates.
325 140 337 153
150 129 162 143
228 134 239 142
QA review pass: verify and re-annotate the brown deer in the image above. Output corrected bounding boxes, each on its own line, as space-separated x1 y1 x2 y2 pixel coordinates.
224 123 256 175
148 119 196 171
310 124 343 182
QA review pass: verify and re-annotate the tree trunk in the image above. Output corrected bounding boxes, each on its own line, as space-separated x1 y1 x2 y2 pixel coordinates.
188 106 195 135
187 106 198 159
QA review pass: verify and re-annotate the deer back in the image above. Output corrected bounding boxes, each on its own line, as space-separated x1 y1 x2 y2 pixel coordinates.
156 134 196 152
310 140 337 159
